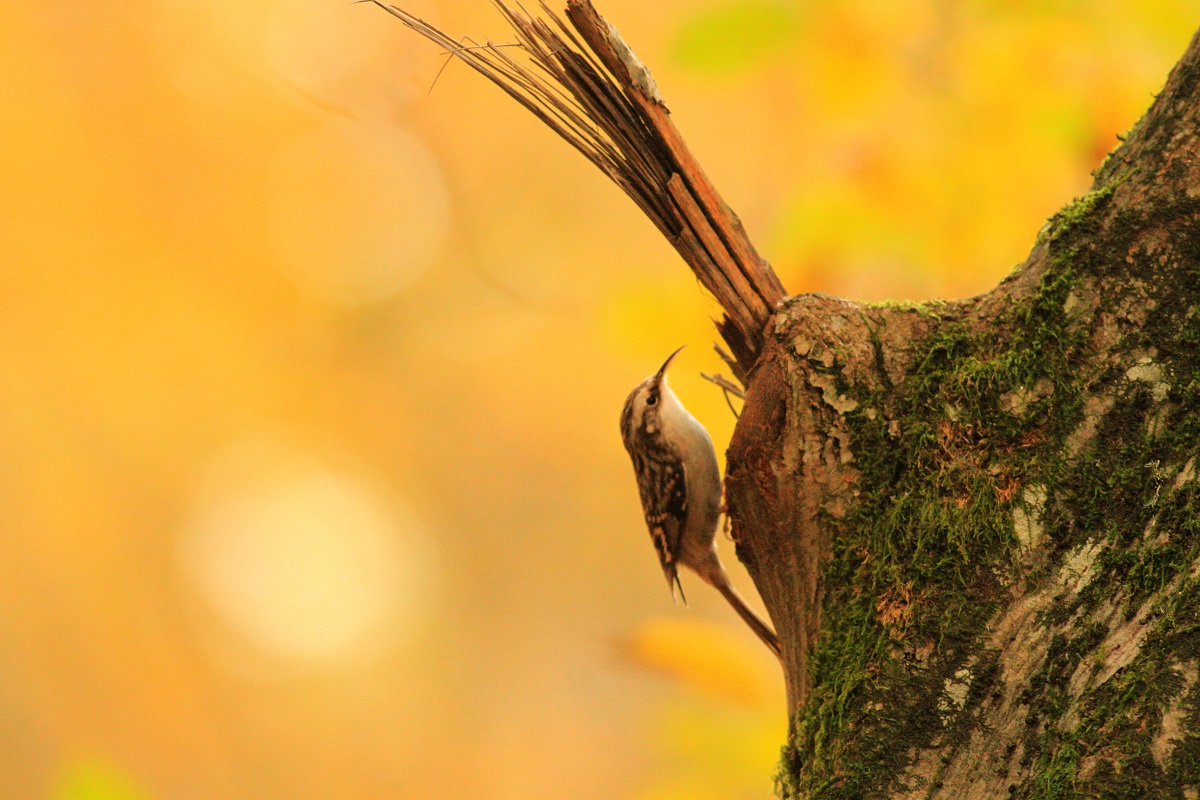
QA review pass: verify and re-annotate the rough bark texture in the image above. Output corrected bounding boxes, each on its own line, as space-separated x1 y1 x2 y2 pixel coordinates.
725 28 1200 800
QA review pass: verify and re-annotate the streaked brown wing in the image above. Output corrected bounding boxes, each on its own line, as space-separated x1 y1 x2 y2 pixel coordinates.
630 448 687 572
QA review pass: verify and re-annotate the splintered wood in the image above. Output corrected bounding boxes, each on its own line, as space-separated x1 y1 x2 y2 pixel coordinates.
372 0 786 379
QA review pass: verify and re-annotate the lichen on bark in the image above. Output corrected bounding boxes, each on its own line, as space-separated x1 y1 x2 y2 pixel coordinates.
725 28 1200 800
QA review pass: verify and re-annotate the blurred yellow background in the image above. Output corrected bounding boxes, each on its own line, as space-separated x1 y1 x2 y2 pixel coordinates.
0 1 1194 798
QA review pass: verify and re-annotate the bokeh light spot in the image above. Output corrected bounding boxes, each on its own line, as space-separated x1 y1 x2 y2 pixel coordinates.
263 0 390 96
181 436 433 666
268 119 450 306
54 756 152 800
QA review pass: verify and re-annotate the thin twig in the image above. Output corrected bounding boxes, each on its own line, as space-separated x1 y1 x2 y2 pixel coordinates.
713 343 740 377
700 372 746 400
702 372 744 419
428 40 523 97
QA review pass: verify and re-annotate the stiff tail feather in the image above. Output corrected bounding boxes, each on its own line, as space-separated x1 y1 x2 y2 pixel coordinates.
665 565 688 606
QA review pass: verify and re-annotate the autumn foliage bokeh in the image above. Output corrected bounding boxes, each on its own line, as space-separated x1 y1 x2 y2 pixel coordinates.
0 2 1194 799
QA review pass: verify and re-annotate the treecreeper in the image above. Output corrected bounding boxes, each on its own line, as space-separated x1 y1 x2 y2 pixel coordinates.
620 346 781 659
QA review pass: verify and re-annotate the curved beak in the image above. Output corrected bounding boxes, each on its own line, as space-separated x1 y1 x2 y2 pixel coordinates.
654 346 685 385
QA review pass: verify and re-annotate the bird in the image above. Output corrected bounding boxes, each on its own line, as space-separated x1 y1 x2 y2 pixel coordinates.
620 346 781 659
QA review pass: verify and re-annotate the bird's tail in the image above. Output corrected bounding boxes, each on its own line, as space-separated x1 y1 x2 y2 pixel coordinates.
704 565 781 660
665 565 687 606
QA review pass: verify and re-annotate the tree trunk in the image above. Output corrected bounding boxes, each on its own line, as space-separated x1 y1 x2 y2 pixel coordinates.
726 28 1200 799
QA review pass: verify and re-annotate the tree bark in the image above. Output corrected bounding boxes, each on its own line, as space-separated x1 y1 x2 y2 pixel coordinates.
726 28 1200 799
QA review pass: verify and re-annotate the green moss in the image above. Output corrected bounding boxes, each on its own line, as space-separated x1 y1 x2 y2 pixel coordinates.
1028 740 1081 800
1038 184 1117 244
781 236 1092 797
1014 198 1200 798
779 183 1200 797
864 298 949 317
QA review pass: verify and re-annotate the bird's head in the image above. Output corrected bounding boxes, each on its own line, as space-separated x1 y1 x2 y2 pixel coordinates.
620 346 684 445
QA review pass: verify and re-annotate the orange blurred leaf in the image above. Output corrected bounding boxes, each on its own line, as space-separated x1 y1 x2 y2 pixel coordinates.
622 617 774 707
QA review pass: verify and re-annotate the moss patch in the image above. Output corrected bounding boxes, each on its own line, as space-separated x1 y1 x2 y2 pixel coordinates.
778 218 1094 797
779 182 1200 797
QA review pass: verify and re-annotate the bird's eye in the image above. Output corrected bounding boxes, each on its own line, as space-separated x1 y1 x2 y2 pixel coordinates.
646 394 658 407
